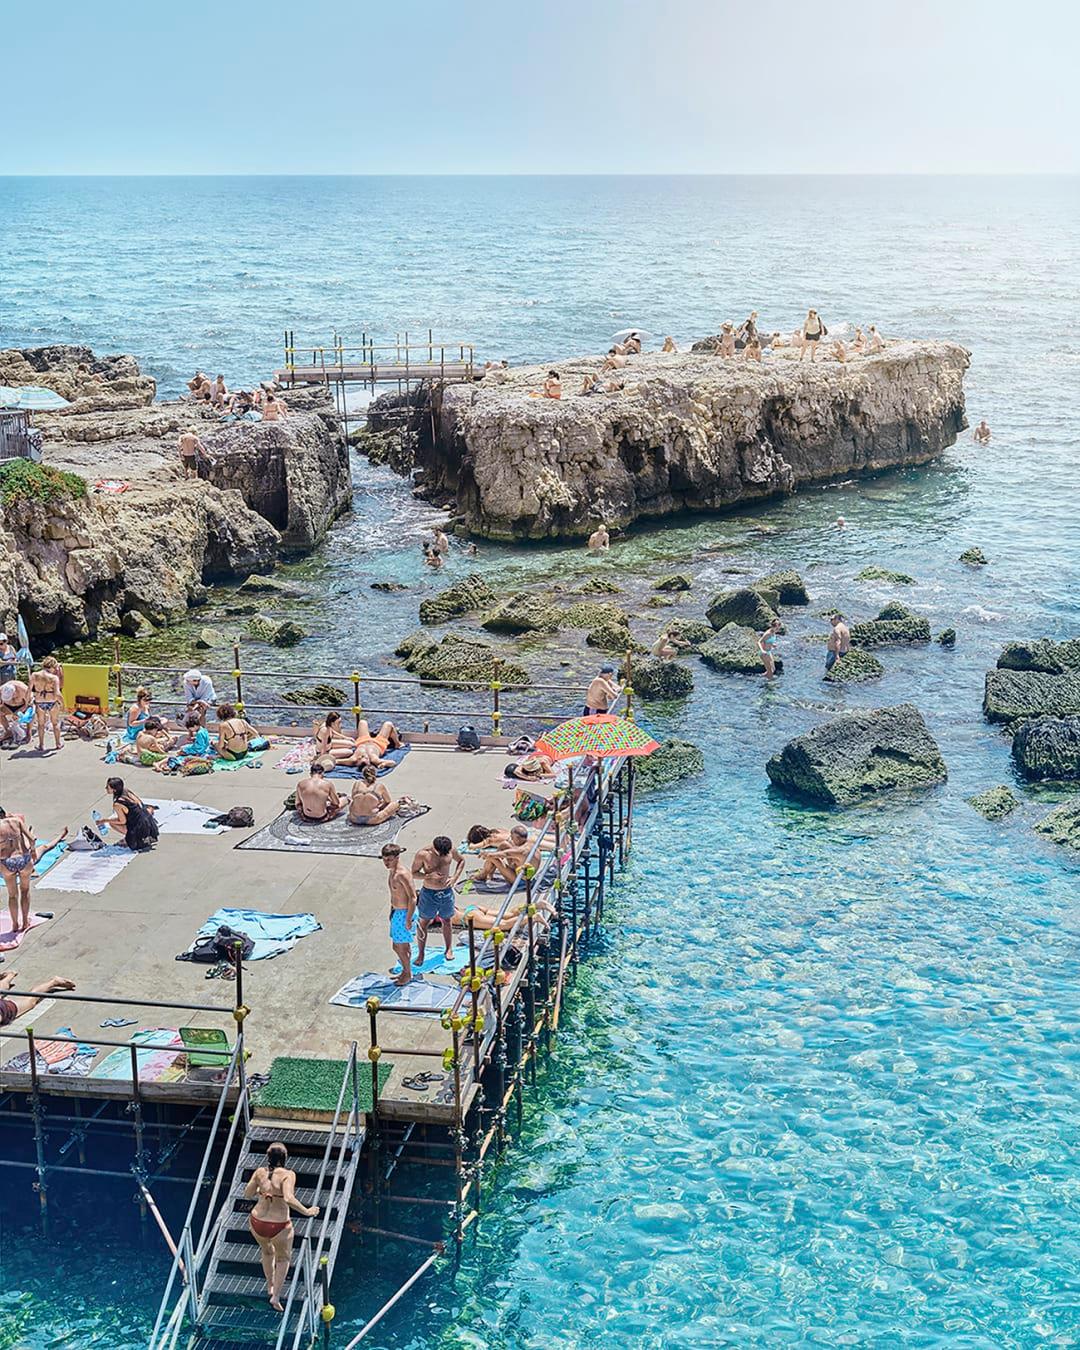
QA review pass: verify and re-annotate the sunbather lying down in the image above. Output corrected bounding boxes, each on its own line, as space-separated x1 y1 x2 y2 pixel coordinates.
314 713 403 769
455 895 556 932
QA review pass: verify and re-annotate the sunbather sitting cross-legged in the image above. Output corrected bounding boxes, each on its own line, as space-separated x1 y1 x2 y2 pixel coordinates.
471 825 533 885
348 765 417 826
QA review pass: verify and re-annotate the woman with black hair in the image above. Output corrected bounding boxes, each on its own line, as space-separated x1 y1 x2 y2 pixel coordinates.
244 1141 320 1311
100 778 159 852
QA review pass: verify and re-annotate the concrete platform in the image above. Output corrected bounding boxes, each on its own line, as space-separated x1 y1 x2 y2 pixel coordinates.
0 737 523 1122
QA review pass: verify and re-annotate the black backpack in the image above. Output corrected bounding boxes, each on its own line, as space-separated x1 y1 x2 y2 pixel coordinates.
184 924 255 964
456 725 481 752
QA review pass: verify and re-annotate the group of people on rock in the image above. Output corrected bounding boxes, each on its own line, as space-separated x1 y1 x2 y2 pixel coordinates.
186 371 289 421
704 311 886 365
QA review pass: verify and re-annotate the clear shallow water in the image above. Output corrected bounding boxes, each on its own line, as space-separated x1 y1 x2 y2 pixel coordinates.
1 176 1079 1347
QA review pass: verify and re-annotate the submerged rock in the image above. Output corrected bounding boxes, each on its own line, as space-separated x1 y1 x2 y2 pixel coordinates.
983 668 1080 724
370 580 408 592
754 568 810 605
823 650 885 683
397 632 530 689
1033 800 1080 852
700 623 782 674
765 704 947 806
936 628 957 647
281 684 347 707
481 593 560 635
645 595 675 608
959 547 988 565
706 587 778 631
238 573 303 596
1012 715 1080 781
418 573 497 625
653 573 692 592
967 786 1019 821
633 738 705 793
577 578 621 594
247 614 305 646
624 658 694 701
856 566 915 585
850 603 931 647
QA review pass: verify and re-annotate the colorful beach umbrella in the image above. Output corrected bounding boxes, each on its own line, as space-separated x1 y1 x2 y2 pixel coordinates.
535 714 660 761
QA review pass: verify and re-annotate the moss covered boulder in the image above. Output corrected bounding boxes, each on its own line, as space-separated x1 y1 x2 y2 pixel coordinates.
248 614 305 646
645 595 675 608
996 639 1080 675
653 574 692 592
823 650 885 683
397 633 530 688
983 668 1080 724
1011 715 1080 781
624 658 694 701
585 621 645 655
959 547 988 565
480 593 560 635
195 627 222 650
700 623 782 674
282 684 346 707
706 587 778 631
967 786 1019 821
668 619 714 654
850 603 931 647
562 600 630 630
418 573 497 625
633 738 705 793
1033 800 1080 852
856 566 915 585
936 628 957 647
765 704 947 807
754 569 810 606
578 578 621 595
239 574 304 597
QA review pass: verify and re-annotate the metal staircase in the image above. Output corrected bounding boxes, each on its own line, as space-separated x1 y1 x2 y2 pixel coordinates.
151 1045 365 1350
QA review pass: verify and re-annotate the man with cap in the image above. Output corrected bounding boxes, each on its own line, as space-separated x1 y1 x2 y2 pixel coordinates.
583 664 620 717
0 633 16 684
182 668 218 712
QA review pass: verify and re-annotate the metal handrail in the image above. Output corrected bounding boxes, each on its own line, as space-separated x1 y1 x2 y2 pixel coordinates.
113 660 585 695
148 1035 246 1348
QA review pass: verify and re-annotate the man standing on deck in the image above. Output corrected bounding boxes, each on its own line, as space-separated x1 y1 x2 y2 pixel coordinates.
584 664 620 716
381 843 417 986
412 835 464 965
825 613 851 675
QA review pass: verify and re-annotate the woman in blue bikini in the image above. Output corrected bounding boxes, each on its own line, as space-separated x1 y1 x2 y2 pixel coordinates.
758 619 782 680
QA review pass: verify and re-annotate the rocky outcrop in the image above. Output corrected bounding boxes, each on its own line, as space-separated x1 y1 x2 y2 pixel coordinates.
1033 801 1080 853
419 574 497 625
996 639 1080 675
248 615 305 647
654 574 691 592
633 739 705 793
421 341 968 539
765 704 947 806
850 603 931 647
668 619 714 653
0 345 350 646
967 786 1019 821
282 684 346 707
395 631 530 688
625 658 694 700
959 547 988 565
936 628 956 647
706 587 778 631
1011 716 1080 781
823 650 885 683
856 566 915 585
754 569 810 605
700 623 783 674
983 670 1080 724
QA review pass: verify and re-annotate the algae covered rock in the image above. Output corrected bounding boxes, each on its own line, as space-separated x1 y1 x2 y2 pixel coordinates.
481 593 560 635
121 610 156 638
823 650 885 683
633 738 705 793
754 569 810 605
1033 800 1080 852
936 628 956 647
1011 715 1080 781
282 684 346 707
247 613 305 646
397 633 530 688
959 547 988 565
706 587 778 631
967 786 1019 821
418 573 497 625
562 600 630 630
996 638 1080 675
371 580 408 592
765 703 947 806
624 658 694 701
195 626 222 649
850 603 931 647
700 623 782 675
645 595 675 608
983 668 1080 724
585 620 645 655
653 574 692 592
239 573 304 597
668 619 714 654
856 566 915 585
578 578 621 595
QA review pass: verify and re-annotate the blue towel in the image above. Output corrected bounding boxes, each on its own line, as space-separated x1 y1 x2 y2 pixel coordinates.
392 942 474 976
191 906 322 960
326 743 411 780
33 838 69 877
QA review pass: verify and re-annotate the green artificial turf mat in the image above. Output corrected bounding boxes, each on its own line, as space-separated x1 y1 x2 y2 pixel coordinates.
254 1056 392 1114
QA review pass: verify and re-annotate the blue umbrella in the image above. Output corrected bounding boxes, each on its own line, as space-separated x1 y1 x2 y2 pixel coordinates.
16 614 32 665
0 384 71 411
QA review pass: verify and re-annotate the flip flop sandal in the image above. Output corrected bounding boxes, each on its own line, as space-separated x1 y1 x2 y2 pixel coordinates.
100 1016 138 1028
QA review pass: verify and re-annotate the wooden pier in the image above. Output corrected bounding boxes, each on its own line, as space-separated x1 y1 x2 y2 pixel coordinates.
275 331 476 392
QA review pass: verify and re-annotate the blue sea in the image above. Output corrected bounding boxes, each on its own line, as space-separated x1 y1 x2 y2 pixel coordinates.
1 176 1078 1348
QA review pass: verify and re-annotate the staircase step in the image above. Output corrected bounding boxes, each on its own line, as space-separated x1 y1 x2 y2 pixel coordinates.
206 1271 284 1300
248 1121 362 1150
199 1301 306 1334
227 1177 350 1208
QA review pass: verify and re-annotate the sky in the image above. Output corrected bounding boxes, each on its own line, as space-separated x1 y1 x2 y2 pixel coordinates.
3 0 1078 175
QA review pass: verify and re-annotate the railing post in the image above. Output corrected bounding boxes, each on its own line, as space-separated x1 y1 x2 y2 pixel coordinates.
319 1254 333 1347
27 1027 48 1229
490 658 502 738
352 669 362 733
366 999 381 1143
623 649 635 721
466 918 482 1081
232 642 243 715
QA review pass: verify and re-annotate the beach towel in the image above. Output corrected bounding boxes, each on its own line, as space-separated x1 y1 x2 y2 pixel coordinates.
391 942 475 976
211 751 265 772
330 974 458 1015
236 802 427 859
0 912 52 952
275 738 316 773
32 838 69 877
4 1027 97 1078
91 1028 186 1082
35 844 136 895
144 799 228 835
326 744 411 779
181 906 321 961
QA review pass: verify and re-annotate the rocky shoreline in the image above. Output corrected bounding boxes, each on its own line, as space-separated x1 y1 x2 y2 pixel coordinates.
373 339 970 539
0 346 350 647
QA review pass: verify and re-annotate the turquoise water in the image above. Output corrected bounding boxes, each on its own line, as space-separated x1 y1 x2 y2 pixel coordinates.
1 176 1078 1346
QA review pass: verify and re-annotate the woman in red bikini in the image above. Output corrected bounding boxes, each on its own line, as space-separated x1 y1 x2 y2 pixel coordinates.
244 1142 320 1311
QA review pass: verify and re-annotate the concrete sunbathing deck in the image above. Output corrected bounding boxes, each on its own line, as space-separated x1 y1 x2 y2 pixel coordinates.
0 737 517 1121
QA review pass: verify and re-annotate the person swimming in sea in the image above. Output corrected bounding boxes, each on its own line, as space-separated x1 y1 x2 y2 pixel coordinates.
587 524 610 552
973 419 991 444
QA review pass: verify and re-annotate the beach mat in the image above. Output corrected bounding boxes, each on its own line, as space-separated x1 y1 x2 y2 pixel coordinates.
330 973 459 1015
179 907 321 961
33 838 69 877
4 1027 97 1078
327 744 411 779
145 799 228 835
0 912 52 952
255 1055 392 1115
392 942 474 976
91 1028 186 1082
35 844 136 895
212 751 265 773
235 805 426 859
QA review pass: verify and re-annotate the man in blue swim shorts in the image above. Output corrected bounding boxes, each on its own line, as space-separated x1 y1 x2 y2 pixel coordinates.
381 843 417 986
411 834 464 966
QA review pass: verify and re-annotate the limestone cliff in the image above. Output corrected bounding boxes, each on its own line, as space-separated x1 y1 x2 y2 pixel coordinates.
420 340 968 539
0 346 352 646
